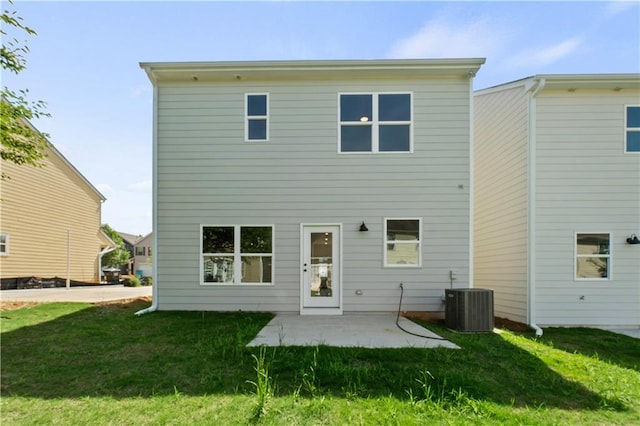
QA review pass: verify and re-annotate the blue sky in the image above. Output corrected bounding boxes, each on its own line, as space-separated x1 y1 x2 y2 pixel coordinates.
4 1 639 235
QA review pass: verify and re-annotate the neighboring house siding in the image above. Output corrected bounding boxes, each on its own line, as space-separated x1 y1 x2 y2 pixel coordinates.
134 233 153 277
156 77 472 312
474 85 529 323
534 90 640 326
0 145 106 282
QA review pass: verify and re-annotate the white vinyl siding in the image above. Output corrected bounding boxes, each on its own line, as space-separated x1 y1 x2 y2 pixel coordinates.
155 77 472 312
473 86 529 323
535 90 640 326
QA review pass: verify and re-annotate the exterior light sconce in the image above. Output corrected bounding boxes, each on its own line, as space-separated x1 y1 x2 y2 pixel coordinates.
359 222 368 232
626 234 640 245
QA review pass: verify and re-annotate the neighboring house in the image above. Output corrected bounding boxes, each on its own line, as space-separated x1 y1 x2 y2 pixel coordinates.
117 231 142 274
133 232 153 277
140 58 485 314
474 74 640 329
0 121 116 287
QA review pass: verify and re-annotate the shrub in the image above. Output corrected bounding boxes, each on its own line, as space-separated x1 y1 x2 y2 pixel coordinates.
124 276 141 287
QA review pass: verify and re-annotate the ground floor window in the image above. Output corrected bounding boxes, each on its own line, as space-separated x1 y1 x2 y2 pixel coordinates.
384 219 421 267
201 225 273 284
575 233 610 279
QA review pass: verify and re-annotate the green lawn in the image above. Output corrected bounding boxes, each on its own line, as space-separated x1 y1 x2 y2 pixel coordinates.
1 299 638 425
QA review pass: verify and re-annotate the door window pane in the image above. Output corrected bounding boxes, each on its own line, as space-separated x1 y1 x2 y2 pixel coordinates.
310 232 333 297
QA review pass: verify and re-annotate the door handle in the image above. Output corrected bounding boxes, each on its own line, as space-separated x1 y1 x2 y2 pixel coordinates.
303 263 307 272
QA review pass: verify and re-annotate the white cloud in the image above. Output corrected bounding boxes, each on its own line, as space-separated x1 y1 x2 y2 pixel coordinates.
505 37 583 69
603 1 638 17
388 17 506 59
127 180 152 192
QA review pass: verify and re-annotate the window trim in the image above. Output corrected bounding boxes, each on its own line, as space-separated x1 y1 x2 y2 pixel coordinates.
0 233 9 256
383 218 422 268
625 105 640 153
245 93 269 142
200 225 274 286
574 232 612 281
338 92 413 154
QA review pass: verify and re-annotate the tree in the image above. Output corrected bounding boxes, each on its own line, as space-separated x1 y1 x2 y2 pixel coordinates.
1 0 50 180
101 224 131 268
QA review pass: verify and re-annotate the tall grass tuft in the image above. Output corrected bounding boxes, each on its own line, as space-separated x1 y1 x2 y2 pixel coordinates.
247 346 275 420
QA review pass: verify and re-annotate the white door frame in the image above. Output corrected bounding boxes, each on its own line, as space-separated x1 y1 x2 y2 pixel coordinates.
300 223 343 315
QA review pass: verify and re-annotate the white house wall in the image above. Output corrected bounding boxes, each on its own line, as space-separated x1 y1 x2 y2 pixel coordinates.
474 85 529 323
155 77 472 312
534 89 640 326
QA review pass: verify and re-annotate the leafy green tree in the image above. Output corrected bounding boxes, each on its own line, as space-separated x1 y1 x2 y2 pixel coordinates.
101 224 131 268
1 0 50 180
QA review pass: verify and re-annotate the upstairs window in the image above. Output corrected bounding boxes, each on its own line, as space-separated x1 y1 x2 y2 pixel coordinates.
625 105 640 153
246 94 269 141
0 233 8 256
575 233 610 280
339 93 412 153
135 246 146 256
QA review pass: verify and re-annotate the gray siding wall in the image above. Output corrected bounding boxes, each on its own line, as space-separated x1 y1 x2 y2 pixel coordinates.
156 77 472 312
474 86 529 323
535 90 640 326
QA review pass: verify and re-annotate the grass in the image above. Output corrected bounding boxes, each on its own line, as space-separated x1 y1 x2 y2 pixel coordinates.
1 299 639 425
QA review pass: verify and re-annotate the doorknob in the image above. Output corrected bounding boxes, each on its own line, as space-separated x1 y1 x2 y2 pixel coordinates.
303 263 307 272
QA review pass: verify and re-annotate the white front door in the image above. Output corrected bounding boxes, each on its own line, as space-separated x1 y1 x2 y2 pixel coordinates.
301 225 341 313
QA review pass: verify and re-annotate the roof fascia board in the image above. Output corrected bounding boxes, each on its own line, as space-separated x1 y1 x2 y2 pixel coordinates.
140 58 486 83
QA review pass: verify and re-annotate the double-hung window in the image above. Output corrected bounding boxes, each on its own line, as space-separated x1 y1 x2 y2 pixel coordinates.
384 219 421 267
0 233 8 256
625 105 640 153
246 94 269 141
202 225 273 284
135 246 145 256
575 233 610 280
339 93 412 153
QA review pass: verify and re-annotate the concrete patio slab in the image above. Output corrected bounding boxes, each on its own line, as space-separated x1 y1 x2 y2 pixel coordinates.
0 285 152 303
247 313 459 349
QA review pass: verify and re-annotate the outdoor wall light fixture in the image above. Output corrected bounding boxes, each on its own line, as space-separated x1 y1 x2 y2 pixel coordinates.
359 222 369 232
626 234 640 244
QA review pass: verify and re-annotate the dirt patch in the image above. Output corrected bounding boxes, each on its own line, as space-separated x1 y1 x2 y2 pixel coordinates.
0 301 40 311
0 296 153 312
403 311 531 332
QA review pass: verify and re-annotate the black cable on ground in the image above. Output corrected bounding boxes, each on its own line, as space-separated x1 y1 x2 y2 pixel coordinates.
396 282 449 341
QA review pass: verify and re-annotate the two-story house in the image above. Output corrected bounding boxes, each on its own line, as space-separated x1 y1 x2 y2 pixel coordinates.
140 59 485 314
474 74 640 330
1 118 116 288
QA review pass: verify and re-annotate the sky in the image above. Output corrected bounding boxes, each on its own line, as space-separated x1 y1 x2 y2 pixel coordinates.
3 0 639 236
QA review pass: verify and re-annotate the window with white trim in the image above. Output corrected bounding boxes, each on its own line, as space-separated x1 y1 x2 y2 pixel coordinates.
625 105 640 153
201 225 273 284
246 94 268 141
384 219 421 267
575 233 610 279
0 233 8 256
339 93 412 153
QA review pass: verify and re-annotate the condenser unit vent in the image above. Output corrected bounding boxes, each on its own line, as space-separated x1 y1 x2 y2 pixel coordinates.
445 288 494 332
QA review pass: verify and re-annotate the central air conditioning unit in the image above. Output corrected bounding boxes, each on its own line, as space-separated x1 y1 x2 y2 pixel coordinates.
445 288 494 332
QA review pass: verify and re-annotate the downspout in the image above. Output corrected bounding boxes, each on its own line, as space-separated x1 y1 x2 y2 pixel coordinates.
136 65 159 316
98 246 117 283
468 69 476 290
526 77 545 337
